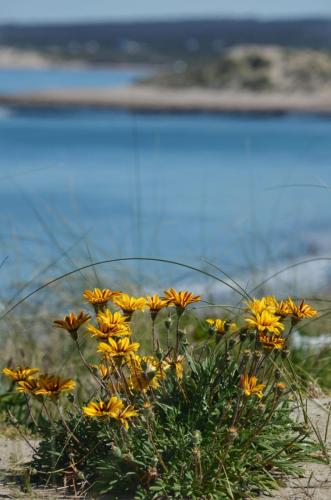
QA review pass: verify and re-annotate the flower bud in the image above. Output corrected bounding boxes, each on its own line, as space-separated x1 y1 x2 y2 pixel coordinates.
165 317 172 329
274 369 281 380
240 329 248 341
281 349 290 359
228 426 238 440
258 403 266 414
228 339 236 349
208 325 216 336
249 331 256 341
243 349 251 360
193 430 202 446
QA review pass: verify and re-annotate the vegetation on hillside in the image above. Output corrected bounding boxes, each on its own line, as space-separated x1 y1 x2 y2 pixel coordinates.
143 45 331 92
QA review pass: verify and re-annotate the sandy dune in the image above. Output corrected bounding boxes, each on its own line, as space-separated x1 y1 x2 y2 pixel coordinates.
1 85 331 114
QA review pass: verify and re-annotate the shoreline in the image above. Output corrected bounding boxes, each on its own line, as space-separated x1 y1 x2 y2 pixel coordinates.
1 85 331 115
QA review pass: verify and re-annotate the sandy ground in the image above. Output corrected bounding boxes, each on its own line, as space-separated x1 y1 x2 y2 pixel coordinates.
260 398 331 500
0 47 85 69
1 85 331 114
0 397 330 498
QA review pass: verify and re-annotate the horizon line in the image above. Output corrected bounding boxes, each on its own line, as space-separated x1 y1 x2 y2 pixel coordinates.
1 14 331 27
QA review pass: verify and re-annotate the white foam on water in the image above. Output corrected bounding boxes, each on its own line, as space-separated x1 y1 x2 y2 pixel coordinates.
292 331 331 349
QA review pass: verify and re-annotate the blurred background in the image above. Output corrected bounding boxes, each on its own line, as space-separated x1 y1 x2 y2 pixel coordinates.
0 0 331 302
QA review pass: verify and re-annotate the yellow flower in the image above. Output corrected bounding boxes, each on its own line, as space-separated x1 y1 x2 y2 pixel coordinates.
87 310 130 340
92 363 114 380
2 366 39 382
16 378 41 395
246 310 284 335
33 375 76 397
274 300 292 318
97 337 140 361
240 374 265 398
259 332 285 350
82 396 124 418
285 298 318 321
129 371 161 392
163 288 200 311
146 294 168 316
246 297 277 316
53 311 91 339
165 355 184 380
112 294 147 317
83 288 121 308
276 383 286 391
114 405 138 430
206 319 237 335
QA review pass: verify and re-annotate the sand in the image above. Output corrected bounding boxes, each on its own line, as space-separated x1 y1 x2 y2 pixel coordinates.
1 85 331 114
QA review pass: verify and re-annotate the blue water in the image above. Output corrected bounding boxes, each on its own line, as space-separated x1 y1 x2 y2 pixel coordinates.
0 66 144 94
0 68 330 290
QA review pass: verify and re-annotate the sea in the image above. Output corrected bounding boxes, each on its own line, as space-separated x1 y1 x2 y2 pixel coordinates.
0 66 330 298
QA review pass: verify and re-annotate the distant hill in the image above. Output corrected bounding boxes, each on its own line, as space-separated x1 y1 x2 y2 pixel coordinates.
1 18 331 63
143 45 331 92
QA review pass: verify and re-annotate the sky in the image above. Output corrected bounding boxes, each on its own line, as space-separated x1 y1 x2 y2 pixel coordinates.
0 0 331 23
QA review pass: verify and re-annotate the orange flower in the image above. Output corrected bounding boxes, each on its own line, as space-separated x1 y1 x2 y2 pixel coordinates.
34 375 76 397
114 405 139 430
164 355 184 380
82 397 124 418
17 374 76 397
285 298 318 321
83 288 121 312
112 294 146 318
246 310 284 335
16 378 40 395
240 374 265 398
2 366 39 382
53 311 91 339
87 310 130 339
259 332 285 350
206 319 237 336
146 294 168 317
97 337 140 362
163 288 200 311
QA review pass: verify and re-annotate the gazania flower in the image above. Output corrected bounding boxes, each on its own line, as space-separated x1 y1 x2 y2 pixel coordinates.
129 355 166 392
33 375 76 397
87 310 130 339
274 300 292 318
2 366 39 382
285 298 318 321
82 396 124 418
16 378 41 395
129 370 161 392
206 319 237 335
259 332 285 350
97 337 140 361
112 294 146 318
240 374 265 399
92 363 114 380
165 355 184 380
53 311 91 340
83 288 121 311
246 297 278 316
163 288 200 312
114 405 138 430
146 294 168 318
246 310 284 335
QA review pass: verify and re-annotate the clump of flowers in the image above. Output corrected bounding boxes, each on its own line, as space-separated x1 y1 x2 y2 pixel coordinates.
1 288 321 498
